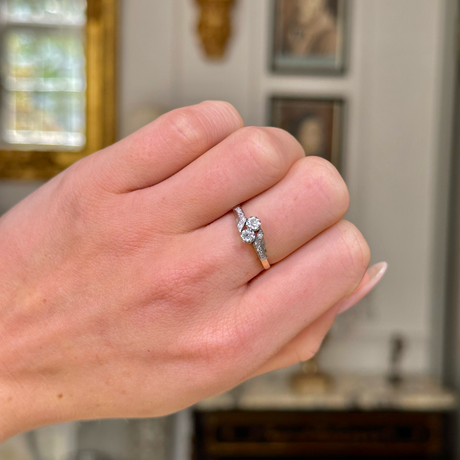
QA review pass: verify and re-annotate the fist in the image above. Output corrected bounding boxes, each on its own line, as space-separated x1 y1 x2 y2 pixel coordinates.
0 102 375 438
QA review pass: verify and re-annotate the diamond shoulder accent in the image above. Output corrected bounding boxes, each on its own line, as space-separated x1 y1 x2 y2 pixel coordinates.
233 206 247 233
253 229 267 261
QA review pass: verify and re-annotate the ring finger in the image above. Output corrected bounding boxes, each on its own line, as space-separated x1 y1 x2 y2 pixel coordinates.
195 155 350 285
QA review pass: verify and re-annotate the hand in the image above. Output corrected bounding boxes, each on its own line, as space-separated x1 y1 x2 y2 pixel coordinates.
0 102 381 439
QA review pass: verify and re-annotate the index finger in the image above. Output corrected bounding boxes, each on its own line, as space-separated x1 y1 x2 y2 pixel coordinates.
85 101 244 193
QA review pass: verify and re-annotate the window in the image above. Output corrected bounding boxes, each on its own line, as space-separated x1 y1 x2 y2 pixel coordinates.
0 0 117 179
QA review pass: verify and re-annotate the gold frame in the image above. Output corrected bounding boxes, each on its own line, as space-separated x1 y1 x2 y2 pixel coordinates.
0 0 118 179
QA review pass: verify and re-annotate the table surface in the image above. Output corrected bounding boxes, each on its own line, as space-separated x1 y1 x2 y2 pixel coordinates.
195 372 458 412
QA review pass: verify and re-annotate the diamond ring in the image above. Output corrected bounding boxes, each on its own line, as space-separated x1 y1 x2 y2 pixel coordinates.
233 205 270 270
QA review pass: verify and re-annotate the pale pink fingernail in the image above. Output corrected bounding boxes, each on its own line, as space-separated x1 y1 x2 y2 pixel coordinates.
336 262 388 315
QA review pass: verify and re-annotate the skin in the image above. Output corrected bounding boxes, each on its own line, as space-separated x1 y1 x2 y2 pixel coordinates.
0 101 373 441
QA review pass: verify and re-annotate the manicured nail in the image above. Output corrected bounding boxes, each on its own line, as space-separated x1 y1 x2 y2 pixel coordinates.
336 262 388 315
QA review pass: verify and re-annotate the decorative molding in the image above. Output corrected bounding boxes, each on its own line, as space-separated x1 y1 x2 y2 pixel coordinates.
196 0 235 59
0 0 118 179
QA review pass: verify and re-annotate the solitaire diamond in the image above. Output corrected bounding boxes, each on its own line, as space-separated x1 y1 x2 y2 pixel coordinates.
246 216 261 232
241 229 256 244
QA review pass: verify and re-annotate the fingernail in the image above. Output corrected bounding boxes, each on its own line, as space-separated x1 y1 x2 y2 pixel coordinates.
336 262 388 315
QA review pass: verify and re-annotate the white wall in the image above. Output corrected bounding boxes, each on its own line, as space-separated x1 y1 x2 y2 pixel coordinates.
118 0 455 375
0 0 455 376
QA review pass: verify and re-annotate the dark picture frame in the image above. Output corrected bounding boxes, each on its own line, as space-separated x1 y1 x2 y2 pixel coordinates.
271 0 348 75
270 96 345 172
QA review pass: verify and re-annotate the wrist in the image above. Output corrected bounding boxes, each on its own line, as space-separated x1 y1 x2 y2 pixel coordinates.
0 377 37 441
0 381 25 442
0 354 67 441
0 276 63 440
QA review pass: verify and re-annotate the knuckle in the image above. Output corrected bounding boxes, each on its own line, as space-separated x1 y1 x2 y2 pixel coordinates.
199 322 249 367
202 100 243 126
304 156 349 216
54 167 101 225
335 220 371 283
203 304 254 364
173 323 246 390
237 127 289 181
161 107 208 150
176 302 254 378
155 258 217 311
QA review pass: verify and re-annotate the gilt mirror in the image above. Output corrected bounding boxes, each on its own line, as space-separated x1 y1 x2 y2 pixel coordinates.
0 0 117 179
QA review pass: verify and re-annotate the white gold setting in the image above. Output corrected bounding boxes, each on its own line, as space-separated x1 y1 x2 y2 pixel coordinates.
233 205 270 270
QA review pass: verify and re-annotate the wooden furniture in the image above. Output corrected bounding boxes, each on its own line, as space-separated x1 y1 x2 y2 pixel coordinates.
193 373 457 459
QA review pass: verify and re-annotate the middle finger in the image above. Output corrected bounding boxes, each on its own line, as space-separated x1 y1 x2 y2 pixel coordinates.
143 126 305 233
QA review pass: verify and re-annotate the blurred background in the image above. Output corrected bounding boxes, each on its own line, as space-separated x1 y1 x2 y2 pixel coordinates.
1 0 460 458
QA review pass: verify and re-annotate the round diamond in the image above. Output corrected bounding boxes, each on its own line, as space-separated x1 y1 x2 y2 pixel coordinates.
241 229 256 244
246 216 261 231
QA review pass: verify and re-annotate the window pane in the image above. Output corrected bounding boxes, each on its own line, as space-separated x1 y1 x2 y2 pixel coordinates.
5 29 86 89
5 29 37 80
6 0 87 25
4 91 86 147
1 0 87 151
6 0 44 22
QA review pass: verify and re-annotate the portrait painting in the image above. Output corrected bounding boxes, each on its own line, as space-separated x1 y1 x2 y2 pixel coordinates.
270 97 344 171
272 0 347 74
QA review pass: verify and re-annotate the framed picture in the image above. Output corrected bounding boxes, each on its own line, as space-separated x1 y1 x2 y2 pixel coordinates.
270 96 345 171
271 0 348 75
